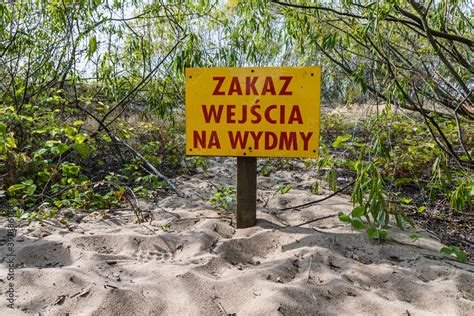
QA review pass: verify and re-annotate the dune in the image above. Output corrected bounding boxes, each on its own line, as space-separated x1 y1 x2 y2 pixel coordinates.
1 157 473 315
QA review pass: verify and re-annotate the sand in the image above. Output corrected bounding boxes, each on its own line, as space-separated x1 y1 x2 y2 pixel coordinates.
1 157 473 315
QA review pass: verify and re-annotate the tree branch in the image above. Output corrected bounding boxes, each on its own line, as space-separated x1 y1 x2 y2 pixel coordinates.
116 141 184 197
408 0 472 100
271 0 474 46
279 180 355 211
98 35 187 130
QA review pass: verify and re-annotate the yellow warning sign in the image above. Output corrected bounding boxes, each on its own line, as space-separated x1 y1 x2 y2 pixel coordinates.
186 66 321 158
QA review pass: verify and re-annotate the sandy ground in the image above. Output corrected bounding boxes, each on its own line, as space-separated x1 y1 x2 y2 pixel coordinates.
1 157 473 315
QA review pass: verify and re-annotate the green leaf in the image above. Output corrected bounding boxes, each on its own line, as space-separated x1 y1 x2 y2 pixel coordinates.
62 163 80 176
456 251 467 263
277 184 293 194
311 182 319 194
73 143 90 158
440 246 467 263
332 134 352 148
101 134 112 142
379 229 388 239
8 184 25 192
15 86 25 97
400 198 412 204
351 205 365 217
88 35 97 59
20 212 31 220
50 142 69 155
456 252 467 263
351 218 365 230
25 183 36 195
64 127 77 136
6 137 16 148
440 246 454 255
338 212 351 223
417 206 426 213
326 169 337 192
33 148 48 159
367 227 379 239
22 179 34 186
73 120 85 126
0 123 7 135
395 214 404 230
74 133 86 144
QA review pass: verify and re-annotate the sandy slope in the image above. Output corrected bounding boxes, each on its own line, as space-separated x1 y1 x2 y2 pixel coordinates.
1 157 473 315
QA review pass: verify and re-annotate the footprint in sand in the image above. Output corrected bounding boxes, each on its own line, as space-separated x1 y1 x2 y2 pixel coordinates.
132 244 174 263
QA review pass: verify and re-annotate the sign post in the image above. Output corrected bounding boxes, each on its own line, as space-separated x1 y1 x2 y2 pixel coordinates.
237 157 257 228
186 66 321 228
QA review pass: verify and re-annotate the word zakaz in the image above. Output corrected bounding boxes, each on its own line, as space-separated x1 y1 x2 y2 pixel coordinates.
212 76 293 96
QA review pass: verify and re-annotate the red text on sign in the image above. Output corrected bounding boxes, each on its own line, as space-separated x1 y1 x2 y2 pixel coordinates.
212 76 293 96
201 104 303 124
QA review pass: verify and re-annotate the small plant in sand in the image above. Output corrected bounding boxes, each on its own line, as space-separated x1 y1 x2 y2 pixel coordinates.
209 185 235 211
440 245 468 263
276 184 293 194
311 182 320 194
183 156 209 174
260 166 271 177
317 108 472 262
159 223 171 232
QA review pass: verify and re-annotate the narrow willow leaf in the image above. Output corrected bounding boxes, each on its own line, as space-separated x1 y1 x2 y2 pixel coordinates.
87 35 97 59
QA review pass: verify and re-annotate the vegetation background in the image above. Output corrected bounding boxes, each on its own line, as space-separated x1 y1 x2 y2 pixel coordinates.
0 0 472 260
